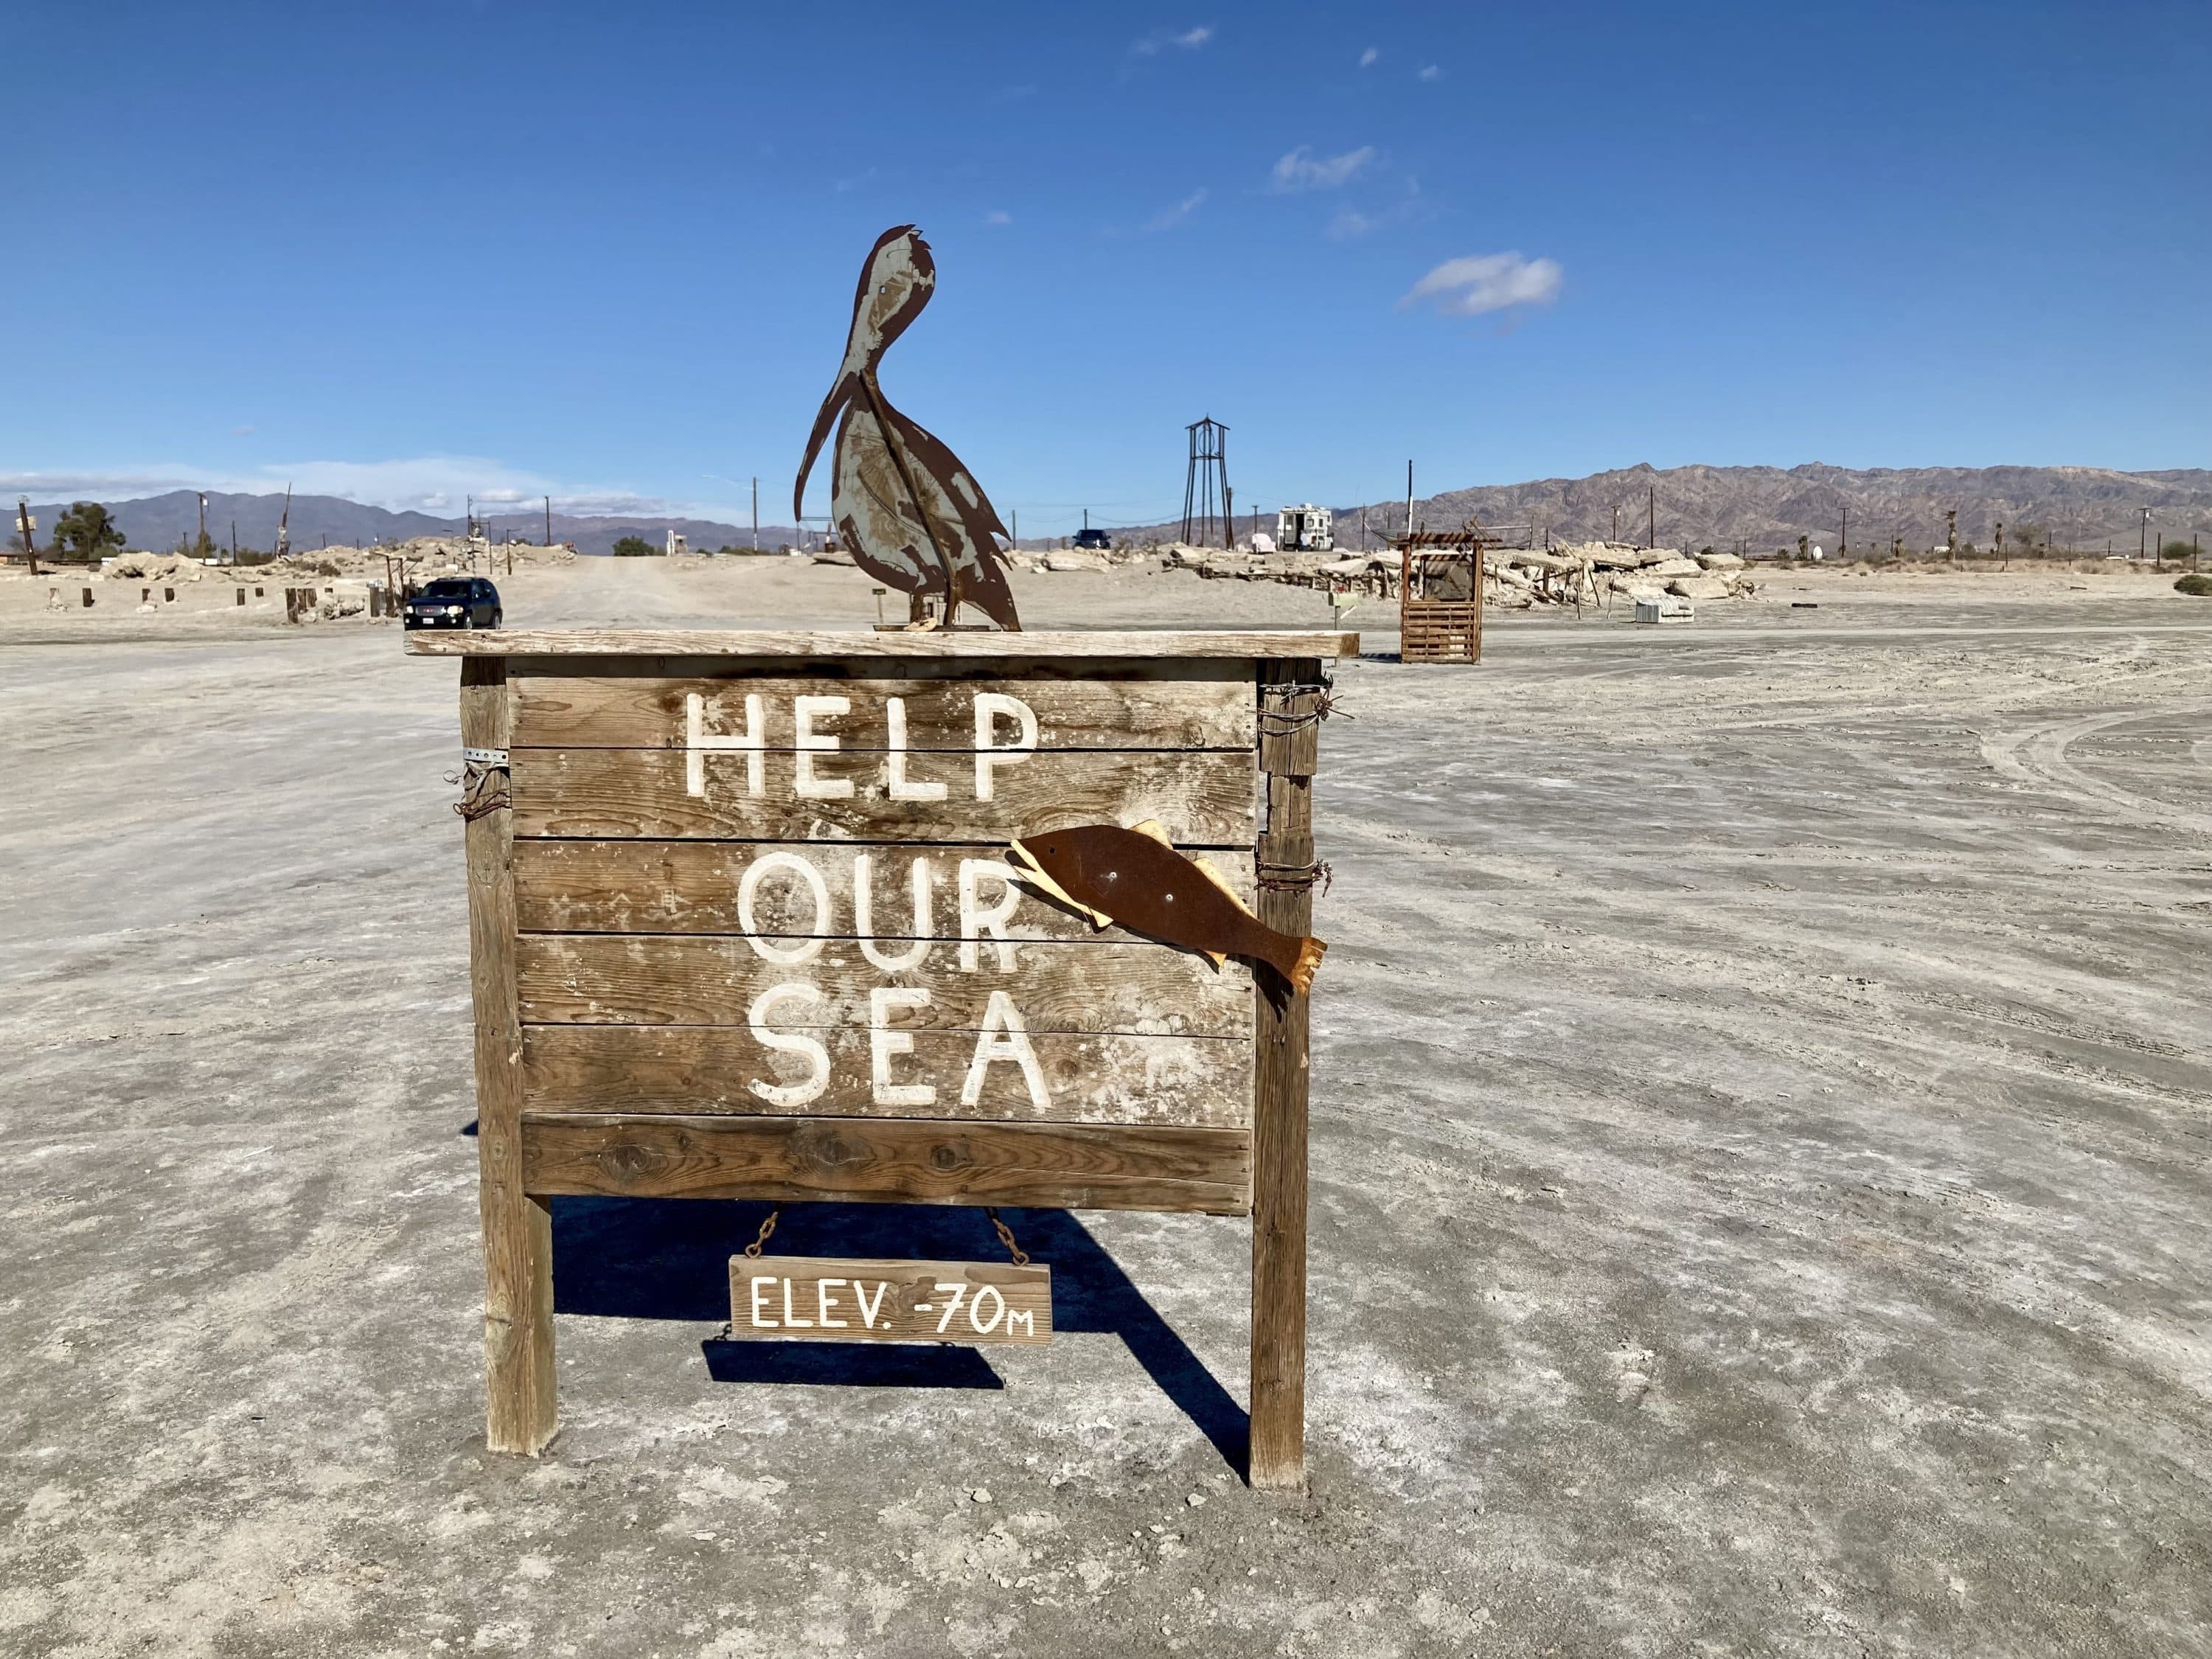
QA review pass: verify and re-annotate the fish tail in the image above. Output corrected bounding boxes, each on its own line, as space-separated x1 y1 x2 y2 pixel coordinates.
1289 935 1327 995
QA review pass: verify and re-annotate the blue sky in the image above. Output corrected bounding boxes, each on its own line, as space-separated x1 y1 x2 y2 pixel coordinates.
4 1 2206 532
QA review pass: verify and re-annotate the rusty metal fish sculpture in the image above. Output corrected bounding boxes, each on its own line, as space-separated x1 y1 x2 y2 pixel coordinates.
794 224 1022 631
1008 821 1326 994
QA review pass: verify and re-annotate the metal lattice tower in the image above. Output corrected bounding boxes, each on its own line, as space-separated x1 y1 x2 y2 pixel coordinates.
1181 416 1233 548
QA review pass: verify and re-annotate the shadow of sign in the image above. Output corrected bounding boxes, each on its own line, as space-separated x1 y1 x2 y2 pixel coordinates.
549 1197 1249 1470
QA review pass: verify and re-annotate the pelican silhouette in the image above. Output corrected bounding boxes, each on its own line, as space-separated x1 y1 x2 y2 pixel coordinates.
795 225 1021 630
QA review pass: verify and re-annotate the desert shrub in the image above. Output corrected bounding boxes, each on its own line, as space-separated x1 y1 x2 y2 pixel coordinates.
2172 574 2212 596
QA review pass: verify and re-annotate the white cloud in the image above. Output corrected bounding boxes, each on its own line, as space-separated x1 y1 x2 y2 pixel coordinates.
1359 46 1378 67
1328 178 1426 240
1402 252 1563 318
1268 145 1377 192
1131 23 1213 55
1417 64 1441 81
1141 188 1208 232
985 209 1012 226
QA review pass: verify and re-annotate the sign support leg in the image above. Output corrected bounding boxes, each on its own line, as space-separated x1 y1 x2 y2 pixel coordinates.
1251 659 1318 1489
462 656 557 1453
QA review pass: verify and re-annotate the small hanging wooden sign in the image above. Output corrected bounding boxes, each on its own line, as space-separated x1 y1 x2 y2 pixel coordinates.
728 1256 1054 1346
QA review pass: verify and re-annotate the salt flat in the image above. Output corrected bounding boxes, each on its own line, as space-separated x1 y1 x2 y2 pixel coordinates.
2 557 2207 1657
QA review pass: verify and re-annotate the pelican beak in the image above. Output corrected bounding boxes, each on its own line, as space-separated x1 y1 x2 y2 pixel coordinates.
794 369 858 520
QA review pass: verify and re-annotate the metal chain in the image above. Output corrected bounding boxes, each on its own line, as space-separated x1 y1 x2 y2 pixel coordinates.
983 1207 1030 1267
742 1206 782 1259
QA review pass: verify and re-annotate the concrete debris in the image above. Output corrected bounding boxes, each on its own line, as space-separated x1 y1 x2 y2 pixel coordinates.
1089 539 1762 608
105 550 206 580
1667 574 1736 600
1043 551 1110 573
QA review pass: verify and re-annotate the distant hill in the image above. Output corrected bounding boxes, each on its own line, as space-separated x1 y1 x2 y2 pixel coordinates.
14 490 812 559
1109 465 2212 554
21 465 2212 561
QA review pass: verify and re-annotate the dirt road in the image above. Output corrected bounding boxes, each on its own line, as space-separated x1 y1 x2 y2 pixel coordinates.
2 562 2207 1656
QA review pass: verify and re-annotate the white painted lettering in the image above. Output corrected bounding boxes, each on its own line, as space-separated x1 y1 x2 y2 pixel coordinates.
958 859 1020 972
780 1278 813 1329
686 691 766 799
960 990 1051 1111
855 853 931 972
855 1281 888 1330
973 692 1037 800
886 697 948 801
968 1284 1006 1335
816 1279 849 1329
1006 1308 1035 1338
737 851 830 965
869 987 937 1108
933 1282 968 1334
748 1276 776 1329
746 982 830 1107
793 694 854 799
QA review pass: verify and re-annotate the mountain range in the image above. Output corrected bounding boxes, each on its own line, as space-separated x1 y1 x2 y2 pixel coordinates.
18 465 2211 560
12 490 815 560
1127 464 2212 554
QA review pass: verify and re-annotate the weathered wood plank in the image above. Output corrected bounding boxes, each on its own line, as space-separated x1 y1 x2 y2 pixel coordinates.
516 934 1253 1037
514 841 1256 942
1251 661 1318 1492
521 1114 1253 1214
461 658 557 1456
510 747 1257 845
513 673 1255 751
522 1023 1252 1127
407 628 1359 661
728 1257 1053 1346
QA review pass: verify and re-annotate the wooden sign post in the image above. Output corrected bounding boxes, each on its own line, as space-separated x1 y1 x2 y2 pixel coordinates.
414 627 1352 1489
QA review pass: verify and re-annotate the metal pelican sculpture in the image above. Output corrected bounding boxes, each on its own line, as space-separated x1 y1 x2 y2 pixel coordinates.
795 225 1022 630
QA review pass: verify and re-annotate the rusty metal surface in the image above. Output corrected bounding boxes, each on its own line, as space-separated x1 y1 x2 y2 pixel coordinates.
795 225 1021 630
1009 823 1324 992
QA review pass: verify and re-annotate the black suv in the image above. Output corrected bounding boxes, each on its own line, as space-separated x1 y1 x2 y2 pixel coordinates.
404 577 502 630
1071 527 1113 551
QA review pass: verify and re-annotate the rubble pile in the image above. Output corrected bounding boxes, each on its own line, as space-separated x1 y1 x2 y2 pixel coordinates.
1138 540 1758 608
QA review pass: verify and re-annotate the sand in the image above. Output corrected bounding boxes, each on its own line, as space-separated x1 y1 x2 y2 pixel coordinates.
1 553 2207 1656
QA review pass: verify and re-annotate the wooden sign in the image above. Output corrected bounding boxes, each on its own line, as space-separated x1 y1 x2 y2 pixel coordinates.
729 1256 1052 1346
415 627 1353 1490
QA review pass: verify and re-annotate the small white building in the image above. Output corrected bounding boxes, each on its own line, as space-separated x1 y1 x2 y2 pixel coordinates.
1276 504 1333 552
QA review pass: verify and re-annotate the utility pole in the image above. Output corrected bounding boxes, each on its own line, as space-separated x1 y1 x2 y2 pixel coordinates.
1996 520 2006 571
1612 504 1620 543
1840 504 1848 559
2140 507 2152 563
229 521 238 563
197 492 208 558
1945 508 1958 566
1647 484 1655 551
18 498 36 577
1011 507 1018 549
751 477 759 551
544 495 552 547
1405 460 1414 539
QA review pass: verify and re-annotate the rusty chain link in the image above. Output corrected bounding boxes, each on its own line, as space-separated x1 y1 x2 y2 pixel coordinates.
742 1206 782 1259
983 1207 1030 1267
